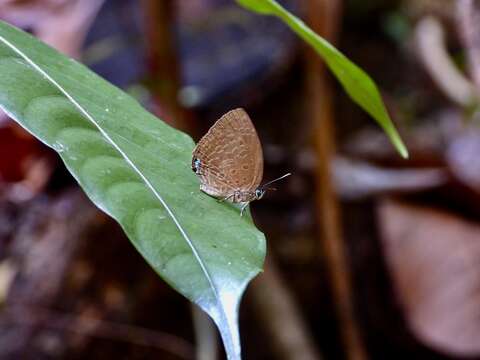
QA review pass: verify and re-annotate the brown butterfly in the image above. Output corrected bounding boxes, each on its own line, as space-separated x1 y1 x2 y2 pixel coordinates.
192 108 290 215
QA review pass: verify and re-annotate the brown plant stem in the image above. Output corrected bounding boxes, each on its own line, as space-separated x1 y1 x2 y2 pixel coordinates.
140 0 195 133
192 304 218 360
304 0 366 359
249 255 322 360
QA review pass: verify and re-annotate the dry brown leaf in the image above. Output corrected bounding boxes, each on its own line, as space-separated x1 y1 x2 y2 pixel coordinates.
0 0 104 57
378 199 480 357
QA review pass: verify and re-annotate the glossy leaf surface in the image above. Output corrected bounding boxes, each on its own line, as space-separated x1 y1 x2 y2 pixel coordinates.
0 21 266 360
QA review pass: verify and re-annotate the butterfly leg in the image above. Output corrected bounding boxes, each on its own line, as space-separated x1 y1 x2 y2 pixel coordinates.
218 194 234 203
240 202 249 217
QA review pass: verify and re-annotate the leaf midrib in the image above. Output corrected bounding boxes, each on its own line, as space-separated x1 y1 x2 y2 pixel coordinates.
12 42 183 152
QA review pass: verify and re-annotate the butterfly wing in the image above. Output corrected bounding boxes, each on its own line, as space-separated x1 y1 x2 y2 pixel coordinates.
192 108 263 198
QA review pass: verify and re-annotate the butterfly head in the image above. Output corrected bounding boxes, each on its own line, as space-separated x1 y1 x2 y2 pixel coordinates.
254 173 291 200
254 188 266 200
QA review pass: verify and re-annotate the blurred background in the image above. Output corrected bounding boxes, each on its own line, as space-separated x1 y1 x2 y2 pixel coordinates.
0 0 479 359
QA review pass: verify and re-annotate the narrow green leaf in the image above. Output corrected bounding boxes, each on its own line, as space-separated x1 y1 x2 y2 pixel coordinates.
237 0 409 158
0 21 266 360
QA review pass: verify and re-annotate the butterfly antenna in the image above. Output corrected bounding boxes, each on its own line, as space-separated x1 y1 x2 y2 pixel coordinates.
261 173 291 189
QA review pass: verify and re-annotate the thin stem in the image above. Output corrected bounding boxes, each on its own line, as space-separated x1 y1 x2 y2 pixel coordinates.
304 0 367 359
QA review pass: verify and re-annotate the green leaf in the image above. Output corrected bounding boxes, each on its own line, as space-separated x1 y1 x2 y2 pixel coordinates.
0 21 265 360
237 0 409 159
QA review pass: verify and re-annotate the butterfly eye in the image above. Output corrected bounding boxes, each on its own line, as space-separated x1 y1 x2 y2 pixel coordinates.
255 189 265 199
192 158 201 173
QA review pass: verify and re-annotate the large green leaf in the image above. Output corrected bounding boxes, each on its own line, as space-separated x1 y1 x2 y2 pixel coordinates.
237 0 409 158
0 21 265 360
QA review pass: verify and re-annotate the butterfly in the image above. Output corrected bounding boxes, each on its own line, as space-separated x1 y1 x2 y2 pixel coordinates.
192 108 290 215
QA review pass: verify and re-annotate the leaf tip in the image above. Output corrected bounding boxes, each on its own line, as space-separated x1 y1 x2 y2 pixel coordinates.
393 136 409 159
400 148 409 159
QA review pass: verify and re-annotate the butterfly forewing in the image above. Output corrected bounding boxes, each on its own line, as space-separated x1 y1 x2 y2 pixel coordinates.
192 108 263 199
